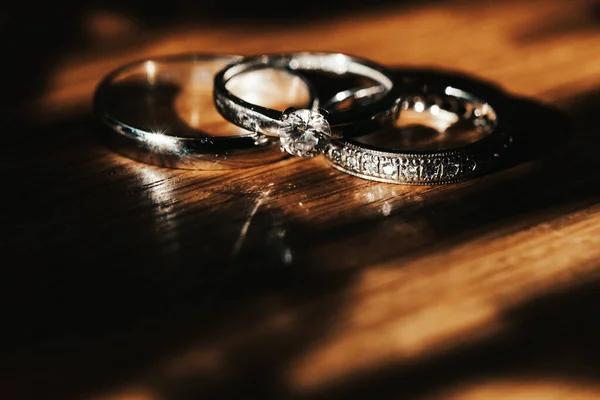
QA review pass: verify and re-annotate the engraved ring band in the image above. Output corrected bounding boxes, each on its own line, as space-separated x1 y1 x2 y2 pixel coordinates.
324 74 513 184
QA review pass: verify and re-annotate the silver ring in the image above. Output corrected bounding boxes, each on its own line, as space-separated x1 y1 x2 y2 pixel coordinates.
94 53 318 169
324 75 513 185
213 52 398 158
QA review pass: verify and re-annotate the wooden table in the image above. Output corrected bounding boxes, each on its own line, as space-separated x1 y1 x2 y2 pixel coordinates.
3 0 600 398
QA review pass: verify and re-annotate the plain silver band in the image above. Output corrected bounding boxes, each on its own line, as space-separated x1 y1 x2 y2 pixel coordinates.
325 81 512 184
93 53 317 170
213 52 399 138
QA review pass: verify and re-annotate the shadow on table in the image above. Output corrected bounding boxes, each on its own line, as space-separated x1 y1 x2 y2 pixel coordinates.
308 270 600 399
3 64 600 399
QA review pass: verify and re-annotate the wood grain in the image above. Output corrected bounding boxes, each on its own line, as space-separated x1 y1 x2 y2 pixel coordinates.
3 0 600 399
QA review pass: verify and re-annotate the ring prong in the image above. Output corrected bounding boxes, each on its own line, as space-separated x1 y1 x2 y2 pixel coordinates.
318 108 330 118
282 107 297 120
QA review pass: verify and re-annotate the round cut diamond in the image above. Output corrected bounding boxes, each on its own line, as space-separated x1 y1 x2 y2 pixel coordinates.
346 156 358 169
329 147 342 162
363 160 378 174
382 162 396 176
279 109 332 158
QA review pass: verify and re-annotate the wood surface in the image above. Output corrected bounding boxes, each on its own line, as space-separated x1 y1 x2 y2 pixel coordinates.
3 0 600 398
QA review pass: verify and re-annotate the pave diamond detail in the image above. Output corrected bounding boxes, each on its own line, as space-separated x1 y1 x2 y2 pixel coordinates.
380 158 398 179
362 154 379 175
399 158 421 180
329 146 343 163
346 155 359 169
423 158 444 181
443 161 461 178
279 109 332 158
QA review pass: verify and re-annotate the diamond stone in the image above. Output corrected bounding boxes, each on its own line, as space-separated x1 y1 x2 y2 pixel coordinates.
381 161 397 177
423 159 444 180
329 147 342 162
383 165 395 175
444 162 461 178
362 155 379 175
279 109 332 158
346 156 358 169
400 162 421 180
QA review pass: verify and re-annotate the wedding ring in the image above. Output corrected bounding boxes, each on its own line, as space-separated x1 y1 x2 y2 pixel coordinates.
213 52 398 158
94 53 318 169
324 74 512 184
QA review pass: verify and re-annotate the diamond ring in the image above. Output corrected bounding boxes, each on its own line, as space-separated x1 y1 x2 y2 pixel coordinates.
213 52 399 158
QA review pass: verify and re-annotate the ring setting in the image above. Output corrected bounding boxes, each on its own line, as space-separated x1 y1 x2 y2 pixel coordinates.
213 52 399 160
278 108 340 158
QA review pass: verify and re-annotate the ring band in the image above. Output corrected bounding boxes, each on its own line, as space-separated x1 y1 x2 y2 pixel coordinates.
213 52 398 158
325 75 512 184
94 53 318 169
